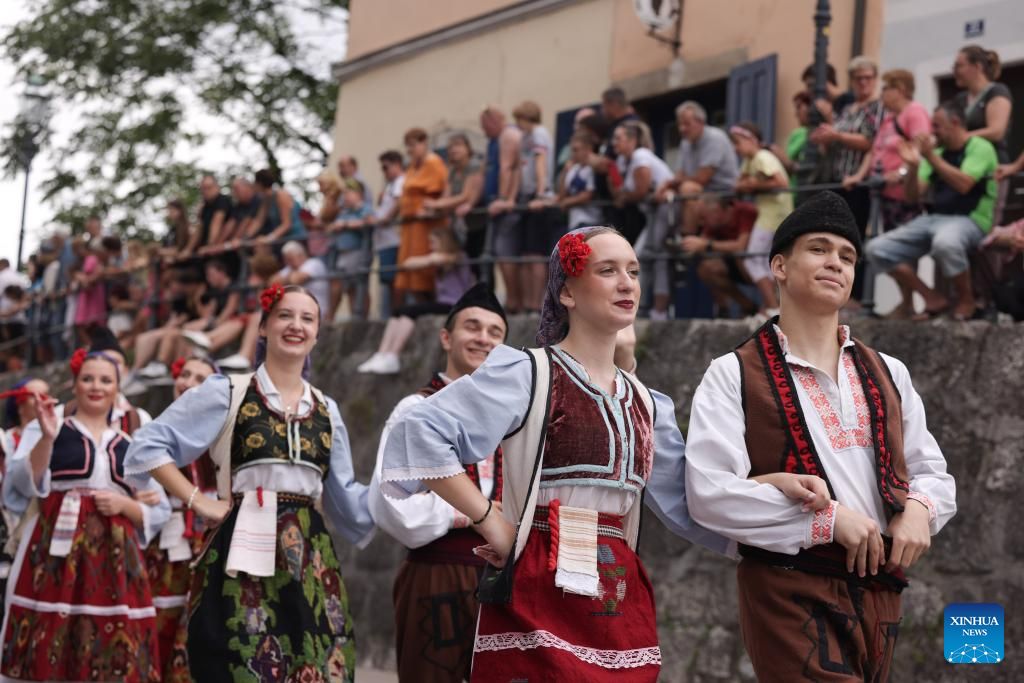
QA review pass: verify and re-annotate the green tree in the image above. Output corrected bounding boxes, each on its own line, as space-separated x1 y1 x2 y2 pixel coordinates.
1 0 346 238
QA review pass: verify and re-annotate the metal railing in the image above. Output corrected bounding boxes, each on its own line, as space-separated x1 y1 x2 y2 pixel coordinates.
2 172 1022 367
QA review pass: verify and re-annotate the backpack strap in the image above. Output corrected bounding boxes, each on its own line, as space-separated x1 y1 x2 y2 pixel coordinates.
209 372 255 499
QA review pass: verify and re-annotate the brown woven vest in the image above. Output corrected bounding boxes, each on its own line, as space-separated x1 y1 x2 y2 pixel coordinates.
734 322 909 514
733 322 911 591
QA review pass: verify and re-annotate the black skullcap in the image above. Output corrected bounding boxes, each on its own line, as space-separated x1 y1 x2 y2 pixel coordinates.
770 190 862 259
88 325 126 360
445 283 508 332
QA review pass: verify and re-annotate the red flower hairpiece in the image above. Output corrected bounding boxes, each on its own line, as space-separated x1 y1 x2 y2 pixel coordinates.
558 233 592 277
170 357 187 379
260 284 286 313
69 348 88 376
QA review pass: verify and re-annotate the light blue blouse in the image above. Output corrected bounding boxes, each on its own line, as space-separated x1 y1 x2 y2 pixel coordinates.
381 344 731 556
123 374 374 546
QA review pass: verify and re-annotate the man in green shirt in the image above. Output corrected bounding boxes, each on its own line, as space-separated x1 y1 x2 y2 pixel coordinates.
865 99 997 319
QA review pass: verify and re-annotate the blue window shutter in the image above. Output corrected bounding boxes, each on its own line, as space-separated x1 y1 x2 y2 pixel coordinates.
726 54 778 144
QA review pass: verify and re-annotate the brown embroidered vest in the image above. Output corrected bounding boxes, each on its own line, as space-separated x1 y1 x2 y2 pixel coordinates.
229 377 332 478
734 321 910 591
735 322 909 514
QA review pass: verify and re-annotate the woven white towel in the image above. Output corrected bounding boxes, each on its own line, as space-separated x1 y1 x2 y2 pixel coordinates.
225 490 277 577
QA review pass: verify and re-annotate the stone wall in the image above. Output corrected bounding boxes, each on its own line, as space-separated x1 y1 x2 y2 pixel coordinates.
7 318 1022 681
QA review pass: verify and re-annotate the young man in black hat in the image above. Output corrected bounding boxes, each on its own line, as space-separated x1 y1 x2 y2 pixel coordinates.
684 191 956 681
368 283 508 682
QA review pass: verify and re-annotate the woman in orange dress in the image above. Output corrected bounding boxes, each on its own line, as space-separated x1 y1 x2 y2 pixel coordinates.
395 127 447 303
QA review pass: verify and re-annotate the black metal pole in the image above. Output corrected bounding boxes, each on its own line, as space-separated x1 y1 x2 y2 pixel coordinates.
16 156 32 270
796 0 832 193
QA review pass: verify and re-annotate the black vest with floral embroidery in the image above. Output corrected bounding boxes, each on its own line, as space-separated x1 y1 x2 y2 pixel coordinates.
229 377 333 478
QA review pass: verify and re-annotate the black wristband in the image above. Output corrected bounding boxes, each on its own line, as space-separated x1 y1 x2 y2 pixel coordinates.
471 499 493 526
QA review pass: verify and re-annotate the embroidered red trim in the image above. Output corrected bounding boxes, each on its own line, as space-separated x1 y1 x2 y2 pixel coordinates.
907 491 937 522
757 328 822 476
810 501 836 546
547 499 561 572
851 349 909 512
256 486 264 508
791 354 872 451
558 233 592 277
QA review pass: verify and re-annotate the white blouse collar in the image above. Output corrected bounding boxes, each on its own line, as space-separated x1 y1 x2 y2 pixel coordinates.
255 364 313 415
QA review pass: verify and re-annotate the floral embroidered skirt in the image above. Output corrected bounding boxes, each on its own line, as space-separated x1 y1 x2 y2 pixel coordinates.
0 491 160 682
187 498 355 682
472 508 661 682
142 511 210 683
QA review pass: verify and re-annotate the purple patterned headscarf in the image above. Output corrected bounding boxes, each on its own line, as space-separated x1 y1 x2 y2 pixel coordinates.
536 226 611 347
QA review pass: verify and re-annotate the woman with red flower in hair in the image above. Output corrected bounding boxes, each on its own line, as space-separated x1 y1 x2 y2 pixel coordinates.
139 355 220 682
125 284 373 682
380 227 734 681
0 349 170 681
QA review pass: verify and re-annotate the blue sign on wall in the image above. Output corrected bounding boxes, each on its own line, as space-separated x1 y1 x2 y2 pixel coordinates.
964 19 985 38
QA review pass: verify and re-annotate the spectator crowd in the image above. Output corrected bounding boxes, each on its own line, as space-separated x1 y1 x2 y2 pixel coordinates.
3 44 1023 383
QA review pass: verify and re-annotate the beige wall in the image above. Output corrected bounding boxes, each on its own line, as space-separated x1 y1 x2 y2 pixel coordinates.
610 0 884 141
346 0 522 59
335 0 885 163
333 0 616 178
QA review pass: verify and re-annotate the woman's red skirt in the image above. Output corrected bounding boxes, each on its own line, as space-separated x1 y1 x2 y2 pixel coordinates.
471 506 661 682
1 491 160 682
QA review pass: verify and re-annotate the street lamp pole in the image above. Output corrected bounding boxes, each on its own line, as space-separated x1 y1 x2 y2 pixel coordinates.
15 75 51 271
796 0 831 192
16 137 38 271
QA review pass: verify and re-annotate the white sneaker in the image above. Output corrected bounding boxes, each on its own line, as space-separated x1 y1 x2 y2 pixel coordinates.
357 353 383 373
182 330 212 350
121 374 147 397
138 361 169 379
218 353 252 371
371 353 401 374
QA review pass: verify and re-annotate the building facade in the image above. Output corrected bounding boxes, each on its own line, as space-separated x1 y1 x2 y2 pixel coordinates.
330 0 884 177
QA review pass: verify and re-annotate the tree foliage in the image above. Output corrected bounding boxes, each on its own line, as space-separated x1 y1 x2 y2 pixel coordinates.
2 0 346 238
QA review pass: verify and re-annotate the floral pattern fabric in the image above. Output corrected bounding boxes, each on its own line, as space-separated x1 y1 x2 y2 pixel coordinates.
1 492 160 682
187 500 355 682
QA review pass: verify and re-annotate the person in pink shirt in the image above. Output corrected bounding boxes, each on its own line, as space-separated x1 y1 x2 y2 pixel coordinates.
72 242 110 346
844 69 931 232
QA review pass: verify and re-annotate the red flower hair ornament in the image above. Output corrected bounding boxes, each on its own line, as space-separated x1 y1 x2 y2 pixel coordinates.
69 348 89 376
558 233 592 277
260 284 286 313
170 357 187 379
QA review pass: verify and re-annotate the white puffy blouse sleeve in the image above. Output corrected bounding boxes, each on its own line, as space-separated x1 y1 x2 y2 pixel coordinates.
369 394 464 548
881 353 957 535
123 375 231 483
380 345 532 499
645 389 735 557
684 354 822 555
322 396 375 548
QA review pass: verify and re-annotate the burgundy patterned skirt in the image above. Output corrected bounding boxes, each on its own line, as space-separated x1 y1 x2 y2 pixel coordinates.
471 506 660 682
1 490 160 682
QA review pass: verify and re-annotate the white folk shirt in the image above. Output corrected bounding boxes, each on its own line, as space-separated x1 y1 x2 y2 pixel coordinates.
685 325 956 555
369 375 496 549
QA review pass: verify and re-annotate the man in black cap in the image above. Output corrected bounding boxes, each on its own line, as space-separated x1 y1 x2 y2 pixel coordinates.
368 283 507 682
684 191 956 681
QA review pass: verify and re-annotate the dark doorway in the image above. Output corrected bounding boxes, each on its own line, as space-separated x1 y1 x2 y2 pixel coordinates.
631 79 728 163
